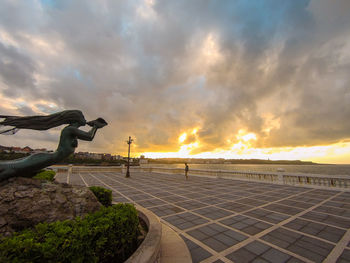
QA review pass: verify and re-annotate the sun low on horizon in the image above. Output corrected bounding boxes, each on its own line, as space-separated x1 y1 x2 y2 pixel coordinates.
136 128 350 164
1 0 350 165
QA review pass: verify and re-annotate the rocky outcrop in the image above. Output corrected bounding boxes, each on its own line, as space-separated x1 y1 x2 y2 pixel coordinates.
0 177 102 236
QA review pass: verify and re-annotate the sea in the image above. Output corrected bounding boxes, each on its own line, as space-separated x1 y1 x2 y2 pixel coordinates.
145 163 350 176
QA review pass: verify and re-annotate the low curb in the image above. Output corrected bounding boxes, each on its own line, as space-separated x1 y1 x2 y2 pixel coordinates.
160 223 192 263
125 205 162 263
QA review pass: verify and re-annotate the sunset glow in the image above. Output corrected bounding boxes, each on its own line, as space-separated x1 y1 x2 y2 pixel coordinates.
141 141 350 164
178 133 187 143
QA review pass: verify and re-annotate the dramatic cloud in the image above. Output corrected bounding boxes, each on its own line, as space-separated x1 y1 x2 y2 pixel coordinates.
0 0 350 161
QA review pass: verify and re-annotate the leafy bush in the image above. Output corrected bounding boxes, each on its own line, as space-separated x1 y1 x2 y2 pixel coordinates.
33 170 56 181
89 186 112 207
0 152 29 160
0 204 140 263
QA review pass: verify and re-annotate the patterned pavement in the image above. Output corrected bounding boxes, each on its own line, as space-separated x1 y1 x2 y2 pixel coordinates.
56 171 350 263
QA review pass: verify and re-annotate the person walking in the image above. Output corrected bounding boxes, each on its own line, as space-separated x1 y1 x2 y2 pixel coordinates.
184 163 189 180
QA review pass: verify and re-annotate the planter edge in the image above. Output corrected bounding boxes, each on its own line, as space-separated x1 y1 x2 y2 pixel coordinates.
124 204 162 263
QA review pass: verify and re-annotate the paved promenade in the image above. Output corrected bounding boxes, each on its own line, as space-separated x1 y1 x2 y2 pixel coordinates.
56 171 350 263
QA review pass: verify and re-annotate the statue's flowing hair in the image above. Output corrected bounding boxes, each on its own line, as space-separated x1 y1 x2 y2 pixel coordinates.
0 110 86 135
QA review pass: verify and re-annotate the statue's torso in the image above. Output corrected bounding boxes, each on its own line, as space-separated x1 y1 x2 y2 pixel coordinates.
57 126 79 157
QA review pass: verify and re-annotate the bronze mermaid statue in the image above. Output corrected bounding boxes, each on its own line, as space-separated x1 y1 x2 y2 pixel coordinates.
0 110 107 182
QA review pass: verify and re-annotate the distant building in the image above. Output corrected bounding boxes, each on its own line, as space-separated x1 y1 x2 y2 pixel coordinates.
103 154 112 161
22 146 33 153
0 145 11 153
12 147 22 152
1 145 124 163
90 153 103 160
114 155 122 160
33 148 47 153
75 152 89 159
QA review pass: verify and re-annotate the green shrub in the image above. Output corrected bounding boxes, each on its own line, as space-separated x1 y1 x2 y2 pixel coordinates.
33 170 56 181
89 186 112 207
0 204 140 263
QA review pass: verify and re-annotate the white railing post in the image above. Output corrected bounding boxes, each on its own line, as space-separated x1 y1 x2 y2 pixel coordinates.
277 173 284 184
68 164 73 175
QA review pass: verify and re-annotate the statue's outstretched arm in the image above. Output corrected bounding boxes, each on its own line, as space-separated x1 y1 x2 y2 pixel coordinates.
71 117 107 141
73 127 98 141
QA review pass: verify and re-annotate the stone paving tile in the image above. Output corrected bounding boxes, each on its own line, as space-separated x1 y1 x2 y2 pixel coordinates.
301 211 350 228
196 196 227 205
113 187 132 192
266 189 297 198
181 236 212 263
233 191 257 197
212 260 225 263
261 227 334 263
226 240 304 263
313 205 350 218
264 203 303 216
287 196 322 205
113 196 130 203
168 189 192 195
244 208 289 224
337 249 350 263
324 201 350 210
196 188 216 193
311 189 339 196
139 186 158 191
69 175 84 185
215 193 243 200
300 193 332 201
187 223 247 252
148 204 184 217
253 194 283 202
283 218 346 243
217 201 253 213
175 200 208 210
151 191 174 198
220 215 273 235
163 212 209 230
121 189 143 195
136 198 166 208
146 188 167 195
277 199 314 209
235 197 268 207
248 188 269 194
212 187 232 192
128 193 154 201
332 193 350 203
159 186 178 191
197 190 219 196
181 192 208 199
160 194 189 203
193 206 232 220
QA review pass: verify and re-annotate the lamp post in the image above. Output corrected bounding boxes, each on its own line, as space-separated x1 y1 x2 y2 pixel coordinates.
126 136 133 178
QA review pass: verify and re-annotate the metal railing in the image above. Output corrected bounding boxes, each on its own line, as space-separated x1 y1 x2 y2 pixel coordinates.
140 167 350 190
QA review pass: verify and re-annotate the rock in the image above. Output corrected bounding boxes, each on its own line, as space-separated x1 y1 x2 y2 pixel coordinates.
0 177 102 236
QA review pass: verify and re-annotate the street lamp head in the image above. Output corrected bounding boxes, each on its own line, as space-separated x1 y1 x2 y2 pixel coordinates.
126 136 134 144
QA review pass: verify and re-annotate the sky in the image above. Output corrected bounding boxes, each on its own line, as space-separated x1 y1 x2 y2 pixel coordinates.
0 0 350 164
